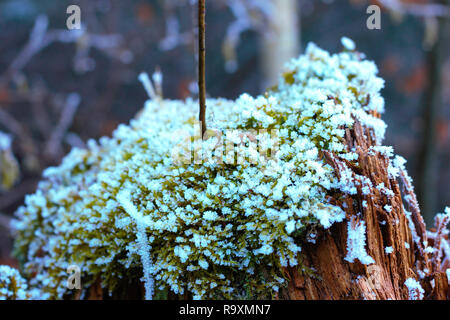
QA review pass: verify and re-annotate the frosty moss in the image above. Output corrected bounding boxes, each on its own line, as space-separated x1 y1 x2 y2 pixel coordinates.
13 39 388 299
0 265 42 300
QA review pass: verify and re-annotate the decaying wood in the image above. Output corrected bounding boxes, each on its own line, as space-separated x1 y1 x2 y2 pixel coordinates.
281 117 449 300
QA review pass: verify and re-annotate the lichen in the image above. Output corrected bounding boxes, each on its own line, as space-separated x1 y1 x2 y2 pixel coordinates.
12 39 387 299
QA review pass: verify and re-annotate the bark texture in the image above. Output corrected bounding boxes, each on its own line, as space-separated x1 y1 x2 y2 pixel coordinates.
281 117 449 300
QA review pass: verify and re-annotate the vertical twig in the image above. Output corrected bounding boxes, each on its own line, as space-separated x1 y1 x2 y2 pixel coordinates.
198 0 207 138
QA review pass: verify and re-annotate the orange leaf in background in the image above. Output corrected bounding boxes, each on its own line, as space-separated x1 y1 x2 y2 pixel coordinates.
135 2 154 25
101 119 120 136
0 87 11 104
437 119 449 148
0 257 18 269
178 78 195 100
397 63 427 95
380 54 401 76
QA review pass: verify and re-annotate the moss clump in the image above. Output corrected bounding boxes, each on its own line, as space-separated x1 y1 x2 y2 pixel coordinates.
13 38 386 299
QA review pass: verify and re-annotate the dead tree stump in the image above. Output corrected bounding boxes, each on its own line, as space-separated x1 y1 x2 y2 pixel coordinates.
281 117 449 300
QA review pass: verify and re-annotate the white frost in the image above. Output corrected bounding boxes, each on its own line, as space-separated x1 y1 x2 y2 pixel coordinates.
341 37 356 50
344 217 375 265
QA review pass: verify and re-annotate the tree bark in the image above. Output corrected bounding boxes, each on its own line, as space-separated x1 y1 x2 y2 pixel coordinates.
281 117 449 300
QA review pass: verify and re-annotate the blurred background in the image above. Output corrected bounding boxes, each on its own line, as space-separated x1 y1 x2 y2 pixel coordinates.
0 0 449 266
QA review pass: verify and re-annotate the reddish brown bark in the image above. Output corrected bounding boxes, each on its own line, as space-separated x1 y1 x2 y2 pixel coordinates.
281 118 449 300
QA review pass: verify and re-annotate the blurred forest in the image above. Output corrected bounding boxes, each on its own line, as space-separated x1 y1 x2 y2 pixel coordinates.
0 0 449 267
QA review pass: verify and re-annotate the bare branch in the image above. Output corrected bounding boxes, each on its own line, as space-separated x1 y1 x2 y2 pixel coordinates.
198 0 207 138
2 15 49 85
44 93 81 158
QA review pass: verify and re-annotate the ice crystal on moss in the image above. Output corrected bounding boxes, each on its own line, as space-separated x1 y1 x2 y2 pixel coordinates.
117 189 154 300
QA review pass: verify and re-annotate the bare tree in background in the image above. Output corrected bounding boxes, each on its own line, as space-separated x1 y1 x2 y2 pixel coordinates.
261 0 300 89
380 0 450 223
417 1 450 223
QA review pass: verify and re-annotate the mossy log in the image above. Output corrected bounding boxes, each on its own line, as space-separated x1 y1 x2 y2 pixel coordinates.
9 40 449 301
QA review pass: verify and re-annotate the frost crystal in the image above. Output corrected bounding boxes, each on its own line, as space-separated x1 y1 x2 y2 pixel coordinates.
404 278 424 300
341 37 356 51
344 217 375 265
117 190 154 300
0 265 41 300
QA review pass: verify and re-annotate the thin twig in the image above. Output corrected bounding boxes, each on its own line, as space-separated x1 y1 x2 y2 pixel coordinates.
198 0 207 138
1 15 49 86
